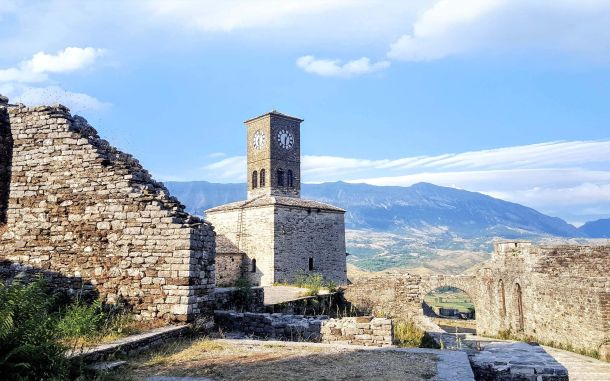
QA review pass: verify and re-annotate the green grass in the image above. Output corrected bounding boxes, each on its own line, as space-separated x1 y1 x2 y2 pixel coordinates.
424 290 474 314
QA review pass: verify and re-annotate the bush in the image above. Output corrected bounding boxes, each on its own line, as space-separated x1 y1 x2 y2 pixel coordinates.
295 273 323 296
233 278 252 311
57 299 105 340
394 319 440 349
0 278 70 380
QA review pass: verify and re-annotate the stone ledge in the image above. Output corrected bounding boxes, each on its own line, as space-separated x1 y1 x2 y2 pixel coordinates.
69 324 191 362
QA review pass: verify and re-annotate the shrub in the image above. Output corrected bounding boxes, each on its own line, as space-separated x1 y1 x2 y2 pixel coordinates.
393 319 440 349
233 278 252 311
295 273 323 296
0 278 70 380
57 299 105 340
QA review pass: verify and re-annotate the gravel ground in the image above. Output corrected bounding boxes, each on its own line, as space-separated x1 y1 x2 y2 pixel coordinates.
116 338 439 381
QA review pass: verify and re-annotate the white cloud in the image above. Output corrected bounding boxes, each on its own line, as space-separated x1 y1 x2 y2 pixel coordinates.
0 47 105 83
296 56 390 77
387 0 610 62
0 47 107 112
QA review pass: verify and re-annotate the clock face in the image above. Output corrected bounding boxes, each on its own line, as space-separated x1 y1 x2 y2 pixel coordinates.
277 129 294 149
252 130 265 150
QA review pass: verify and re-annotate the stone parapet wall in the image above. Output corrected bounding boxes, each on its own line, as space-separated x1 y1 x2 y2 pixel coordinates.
0 103 215 321
214 311 393 347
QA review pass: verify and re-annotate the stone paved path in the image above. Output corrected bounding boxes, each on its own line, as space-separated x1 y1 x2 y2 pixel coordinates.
429 319 610 381
263 285 326 305
544 346 610 381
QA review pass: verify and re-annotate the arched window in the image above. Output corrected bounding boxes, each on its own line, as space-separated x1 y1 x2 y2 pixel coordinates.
252 171 258 189
309 257 314 271
499 279 506 317
251 258 257 273
287 170 294 187
259 169 266 187
277 168 285 186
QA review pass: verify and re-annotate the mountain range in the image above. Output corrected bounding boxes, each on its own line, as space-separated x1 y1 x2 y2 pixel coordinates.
165 181 608 273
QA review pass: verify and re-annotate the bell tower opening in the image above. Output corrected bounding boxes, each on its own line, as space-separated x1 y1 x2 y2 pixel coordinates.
245 110 302 199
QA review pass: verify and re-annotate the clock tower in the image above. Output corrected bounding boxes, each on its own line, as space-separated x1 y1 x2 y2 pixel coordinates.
245 110 302 199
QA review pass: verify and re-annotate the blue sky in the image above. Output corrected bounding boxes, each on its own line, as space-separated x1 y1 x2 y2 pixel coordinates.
1 0 610 224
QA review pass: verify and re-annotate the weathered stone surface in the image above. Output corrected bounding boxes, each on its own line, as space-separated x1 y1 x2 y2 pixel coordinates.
0 102 215 321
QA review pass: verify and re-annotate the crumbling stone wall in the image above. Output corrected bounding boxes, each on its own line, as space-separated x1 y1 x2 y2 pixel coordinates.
345 242 610 359
0 102 215 321
214 311 393 346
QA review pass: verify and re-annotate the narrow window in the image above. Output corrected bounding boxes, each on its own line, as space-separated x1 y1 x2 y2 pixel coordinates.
252 171 258 189
287 170 294 187
308 257 314 271
259 169 266 187
499 279 506 317
516 283 524 331
277 168 284 186
251 258 256 273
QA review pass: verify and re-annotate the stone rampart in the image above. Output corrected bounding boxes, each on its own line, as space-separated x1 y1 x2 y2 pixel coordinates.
345 242 610 359
0 102 216 321
214 311 393 346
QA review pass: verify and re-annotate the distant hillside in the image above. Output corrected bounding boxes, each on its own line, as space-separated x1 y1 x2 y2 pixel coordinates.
164 180 596 273
578 219 610 238
165 180 581 238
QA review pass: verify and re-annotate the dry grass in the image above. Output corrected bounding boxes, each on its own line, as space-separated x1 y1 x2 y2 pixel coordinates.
112 338 438 381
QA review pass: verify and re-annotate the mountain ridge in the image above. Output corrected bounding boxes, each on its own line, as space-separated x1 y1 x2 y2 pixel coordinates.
164 180 593 238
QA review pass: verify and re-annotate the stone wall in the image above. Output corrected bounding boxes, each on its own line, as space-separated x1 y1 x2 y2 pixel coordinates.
206 205 275 286
212 286 265 312
0 103 215 321
345 242 610 359
215 253 245 286
274 206 346 285
344 272 422 320
206 199 347 286
214 311 393 347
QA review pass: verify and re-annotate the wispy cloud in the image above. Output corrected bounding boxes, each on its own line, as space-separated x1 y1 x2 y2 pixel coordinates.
0 47 108 113
145 0 354 32
200 140 610 223
296 56 390 77
387 0 610 62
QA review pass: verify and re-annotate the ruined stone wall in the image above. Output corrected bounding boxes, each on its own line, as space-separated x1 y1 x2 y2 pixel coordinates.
215 253 245 286
345 242 610 359
0 104 215 321
206 206 275 286
481 243 610 358
214 311 393 346
344 273 422 320
274 206 346 285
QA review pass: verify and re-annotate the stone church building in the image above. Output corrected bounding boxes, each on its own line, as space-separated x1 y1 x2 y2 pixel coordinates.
206 111 347 287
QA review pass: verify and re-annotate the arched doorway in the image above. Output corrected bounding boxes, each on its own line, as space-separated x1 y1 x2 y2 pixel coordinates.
515 283 524 331
422 286 476 334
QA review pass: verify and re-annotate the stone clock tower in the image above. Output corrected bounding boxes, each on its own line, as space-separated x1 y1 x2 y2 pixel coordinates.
206 110 347 287
246 111 302 199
